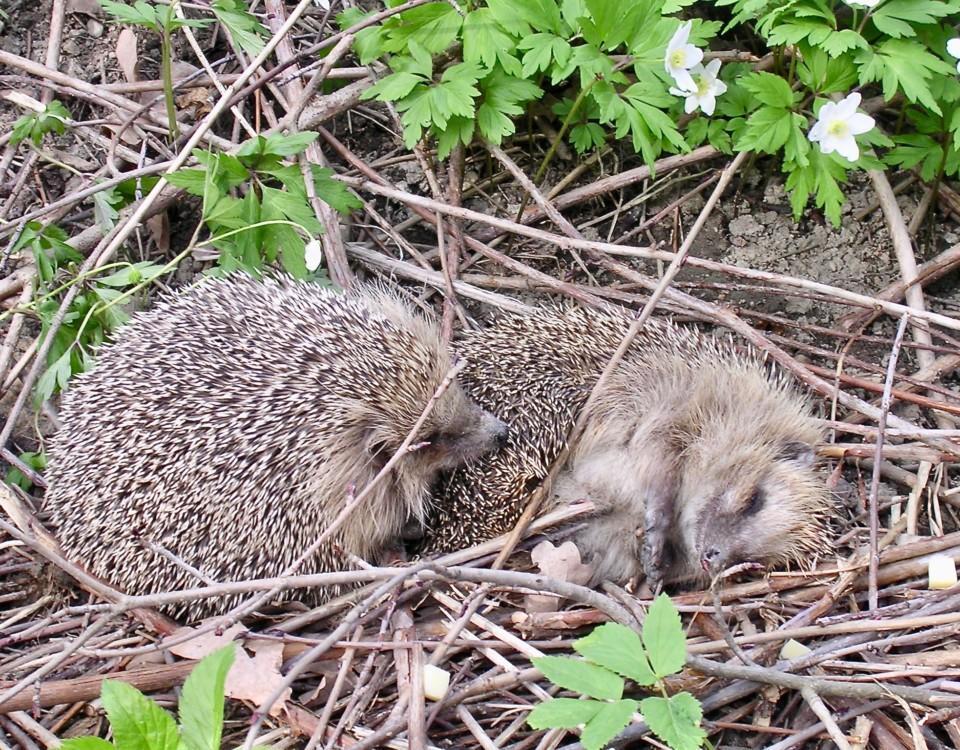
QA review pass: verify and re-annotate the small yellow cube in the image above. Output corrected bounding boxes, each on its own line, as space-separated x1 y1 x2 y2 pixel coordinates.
780 638 812 661
423 664 451 701
928 555 958 590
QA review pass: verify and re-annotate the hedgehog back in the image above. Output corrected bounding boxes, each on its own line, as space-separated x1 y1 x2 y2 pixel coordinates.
44 275 446 615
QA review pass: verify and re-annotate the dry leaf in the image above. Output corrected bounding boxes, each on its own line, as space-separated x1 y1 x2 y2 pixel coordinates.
147 213 170 254
175 87 212 120
166 625 290 717
524 540 593 613
116 29 139 84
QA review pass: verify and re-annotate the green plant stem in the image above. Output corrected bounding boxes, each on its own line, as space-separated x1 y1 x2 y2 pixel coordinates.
160 22 179 140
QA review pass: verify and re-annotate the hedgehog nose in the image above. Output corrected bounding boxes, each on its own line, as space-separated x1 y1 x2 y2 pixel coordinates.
701 546 721 572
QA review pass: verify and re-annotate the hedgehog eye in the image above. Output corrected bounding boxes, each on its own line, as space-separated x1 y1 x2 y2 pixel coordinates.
743 488 765 516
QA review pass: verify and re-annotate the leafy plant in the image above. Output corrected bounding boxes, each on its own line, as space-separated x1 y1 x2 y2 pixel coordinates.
166 131 361 278
5 451 47 492
59 644 235 750
8 221 173 405
527 594 705 750
98 0 212 139
10 101 71 147
343 0 960 225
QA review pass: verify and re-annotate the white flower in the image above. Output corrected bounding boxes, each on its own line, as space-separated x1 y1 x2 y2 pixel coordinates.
807 92 875 163
304 239 323 272
948 38 960 73
844 0 881 6
314 0 331 9
664 21 704 91
669 59 727 116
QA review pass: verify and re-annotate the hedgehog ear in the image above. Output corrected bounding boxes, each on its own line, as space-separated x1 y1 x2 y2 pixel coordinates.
778 441 816 467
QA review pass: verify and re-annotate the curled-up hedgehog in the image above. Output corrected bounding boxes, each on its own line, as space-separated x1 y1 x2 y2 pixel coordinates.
43 274 507 617
420 305 829 589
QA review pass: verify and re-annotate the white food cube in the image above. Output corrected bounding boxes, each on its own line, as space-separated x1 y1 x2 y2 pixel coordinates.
422 664 450 701
780 638 812 661
928 555 957 590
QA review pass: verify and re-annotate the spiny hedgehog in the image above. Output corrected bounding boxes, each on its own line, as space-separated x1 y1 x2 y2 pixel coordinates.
421 305 829 588
43 274 507 618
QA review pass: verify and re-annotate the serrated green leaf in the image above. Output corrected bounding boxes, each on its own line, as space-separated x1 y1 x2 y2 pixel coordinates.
310 166 361 213
570 122 606 153
640 693 706 750
857 39 954 115
59 739 116 750
165 168 207 196
885 133 944 181
534 656 624 700
518 32 572 77
34 350 73 406
462 8 514 69
574 622 657 686
101 679 179 750
362 71 426 102
380 2 462 55
796 45 859 94
436 116 475 158
92 189 120 231
262 132 318 157
99 0 157 28
820 30 869 58
580 699 638 750
740 72 797 108
871 0 957 39
642 594 686 679
178 645 234 750
526 698 605 729
736 105 795 154
211 0 267 55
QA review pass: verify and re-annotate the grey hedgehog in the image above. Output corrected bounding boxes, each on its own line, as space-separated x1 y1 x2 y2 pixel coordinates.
44 274 507 617
421 305 829 588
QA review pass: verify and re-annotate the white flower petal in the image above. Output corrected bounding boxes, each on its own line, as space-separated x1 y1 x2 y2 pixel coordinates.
670 68 695 91
808 120 825 143
833 135 860 162
669 86 690 97
847 112 875 135
949 38 960 59
668 21 692 52
713 79 728 96
685 45 704 68
700 93 716 116
834 92 861 119
304 239 324 271
845 0 880 6
684 95 699 114
705 58 722 77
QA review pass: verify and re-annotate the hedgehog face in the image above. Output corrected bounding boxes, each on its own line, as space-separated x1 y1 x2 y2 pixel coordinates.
414 387 509 471
677 440 829 579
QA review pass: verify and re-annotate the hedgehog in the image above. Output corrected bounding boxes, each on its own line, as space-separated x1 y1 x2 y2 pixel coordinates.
43 274 508 618
420 305 829 589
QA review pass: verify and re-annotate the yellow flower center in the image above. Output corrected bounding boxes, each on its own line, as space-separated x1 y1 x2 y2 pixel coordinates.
694 75 711 96
826 119 849 138
669 49 686 68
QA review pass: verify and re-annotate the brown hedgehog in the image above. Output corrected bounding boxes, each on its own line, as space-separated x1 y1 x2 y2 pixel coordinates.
43 274 507 618
421 305 829 588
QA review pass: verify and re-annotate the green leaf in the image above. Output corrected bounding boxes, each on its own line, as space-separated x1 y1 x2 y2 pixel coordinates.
785 149 848 226
59 739 116 750
857 39 954 114
262 132 318 157
92 188 121 231
642 593 686 679
178 645 235 750
526 698 605 730
310 166 361 213
570 122 607 153
34 350 73 406
820 30 869 58
533 656 624 700
871 0 957 39
436 116 475 158
380 2 462 55
640 693 706 750
462 8 514 69
580 699 638 750
736 105 795 155
211 0 266 55
101 680 179 750
574 623 657 686
739 72 797 108
885 133 944 181
363 70 426 102
518 33 572 77
165 168 206 196
796 45 858 94
99 0 157 27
